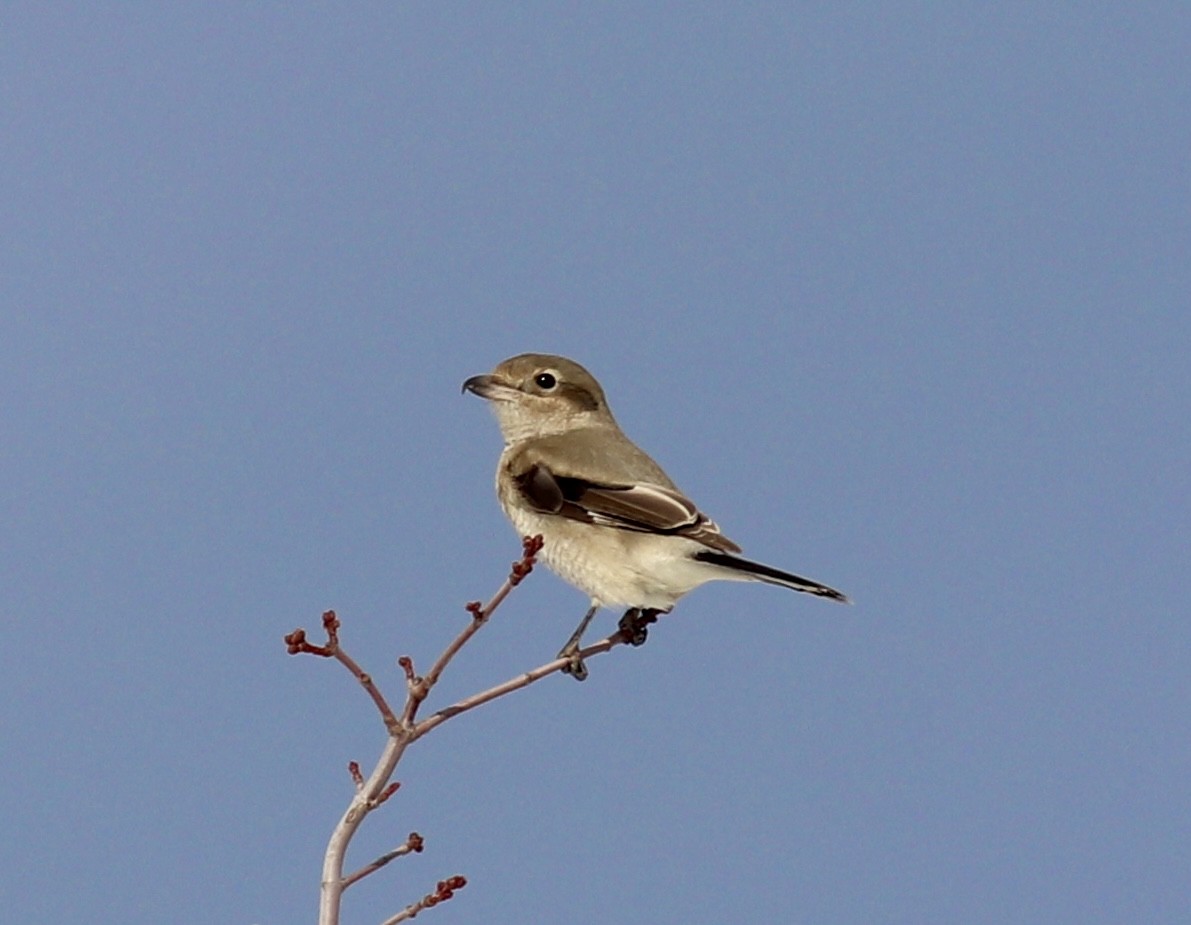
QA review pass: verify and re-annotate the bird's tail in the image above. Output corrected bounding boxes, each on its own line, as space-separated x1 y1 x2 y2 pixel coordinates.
693 550 850 604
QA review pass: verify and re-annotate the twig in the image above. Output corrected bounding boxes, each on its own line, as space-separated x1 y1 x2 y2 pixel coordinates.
379 876 467 925
316 735 416 924
284 534 647 925
341 832 424 890
420 535 543 696
285 611 401 733
394 534 543 731
414 635 624 738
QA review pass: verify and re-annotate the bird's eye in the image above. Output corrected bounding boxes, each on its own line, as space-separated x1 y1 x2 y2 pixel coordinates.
534 372 557 390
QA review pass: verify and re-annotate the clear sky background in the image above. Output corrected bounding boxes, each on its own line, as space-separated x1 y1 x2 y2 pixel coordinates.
3 5 1188 924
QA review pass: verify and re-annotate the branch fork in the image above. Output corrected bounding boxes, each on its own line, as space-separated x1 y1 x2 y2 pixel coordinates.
285 534 645 924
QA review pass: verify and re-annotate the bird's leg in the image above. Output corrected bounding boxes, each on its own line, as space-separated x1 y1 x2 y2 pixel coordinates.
617 608 661 647
558 604 599 681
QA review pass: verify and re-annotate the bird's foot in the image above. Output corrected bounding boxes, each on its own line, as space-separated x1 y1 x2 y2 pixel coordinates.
557 641 589 682
557 603 599 682
618 608 660 647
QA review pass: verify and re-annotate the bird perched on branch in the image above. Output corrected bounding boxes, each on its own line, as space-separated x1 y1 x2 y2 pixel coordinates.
464 353 848 679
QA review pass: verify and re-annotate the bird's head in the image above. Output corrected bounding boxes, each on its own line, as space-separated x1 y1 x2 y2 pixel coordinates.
463 353 612 443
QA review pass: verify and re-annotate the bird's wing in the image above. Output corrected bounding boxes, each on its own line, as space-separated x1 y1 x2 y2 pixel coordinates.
513 460 742 554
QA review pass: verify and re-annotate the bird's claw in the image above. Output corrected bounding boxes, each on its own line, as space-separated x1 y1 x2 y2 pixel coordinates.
618 608 658 647
557 639 589 681
560 653 589 681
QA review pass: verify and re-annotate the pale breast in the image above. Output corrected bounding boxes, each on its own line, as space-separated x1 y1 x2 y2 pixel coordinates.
500 494 697 610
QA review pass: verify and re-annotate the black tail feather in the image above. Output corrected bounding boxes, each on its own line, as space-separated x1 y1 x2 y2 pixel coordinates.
693 550 850 603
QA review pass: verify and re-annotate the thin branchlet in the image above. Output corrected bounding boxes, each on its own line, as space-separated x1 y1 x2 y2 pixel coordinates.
285 535 655 925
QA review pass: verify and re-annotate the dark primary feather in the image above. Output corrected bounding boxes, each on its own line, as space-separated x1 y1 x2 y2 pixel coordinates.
514 463 742 553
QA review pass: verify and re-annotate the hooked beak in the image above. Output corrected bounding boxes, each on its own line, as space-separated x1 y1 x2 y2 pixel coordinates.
461 374 517 401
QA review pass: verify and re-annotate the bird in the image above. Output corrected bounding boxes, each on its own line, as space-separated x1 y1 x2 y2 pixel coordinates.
463 353 848 679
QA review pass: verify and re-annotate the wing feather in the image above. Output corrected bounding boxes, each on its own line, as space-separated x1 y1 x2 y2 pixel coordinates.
514 462 741 554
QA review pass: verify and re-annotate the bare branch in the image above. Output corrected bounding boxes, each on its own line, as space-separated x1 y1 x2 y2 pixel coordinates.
415 634 624 738
317 732 416 924
379 875 468 925
419 535 543 695
285 611 401 733
341 832 425 890
285 534 652 925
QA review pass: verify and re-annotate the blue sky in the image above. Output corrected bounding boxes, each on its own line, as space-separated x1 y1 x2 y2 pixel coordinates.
2 4 1188 923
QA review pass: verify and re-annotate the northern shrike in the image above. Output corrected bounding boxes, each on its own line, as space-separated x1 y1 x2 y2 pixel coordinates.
463 353 848 679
